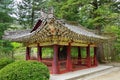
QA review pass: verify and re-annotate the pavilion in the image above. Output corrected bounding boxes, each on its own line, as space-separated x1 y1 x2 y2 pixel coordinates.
3 10 108 74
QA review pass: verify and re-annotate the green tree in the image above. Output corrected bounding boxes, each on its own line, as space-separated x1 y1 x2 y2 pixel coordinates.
48 0 119 30
48 0 120 62
15 0 48 29
78 0 119 62
104 26 120 61
79 0 119 32
0 0 14 58
48 0 81 21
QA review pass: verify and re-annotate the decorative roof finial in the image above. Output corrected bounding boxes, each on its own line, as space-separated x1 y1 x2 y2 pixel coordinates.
40 7 54 19
40 9 47 19
48 7 54 18
49 7 54 14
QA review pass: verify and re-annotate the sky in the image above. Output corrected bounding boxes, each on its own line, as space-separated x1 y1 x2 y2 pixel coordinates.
11 0 22 19
14 0 22 3
15 0 22 2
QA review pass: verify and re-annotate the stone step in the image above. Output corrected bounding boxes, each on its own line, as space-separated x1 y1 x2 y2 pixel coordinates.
50 65 113 80
70 67 119 80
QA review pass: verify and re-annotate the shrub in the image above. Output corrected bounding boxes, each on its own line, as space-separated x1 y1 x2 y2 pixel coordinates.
0 61 50 80
0 58 14 69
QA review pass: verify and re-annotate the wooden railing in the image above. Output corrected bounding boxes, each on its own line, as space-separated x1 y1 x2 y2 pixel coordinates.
72 57 96 66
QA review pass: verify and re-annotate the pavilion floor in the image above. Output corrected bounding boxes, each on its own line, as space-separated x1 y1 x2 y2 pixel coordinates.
31 58 97 74
47 63 97 74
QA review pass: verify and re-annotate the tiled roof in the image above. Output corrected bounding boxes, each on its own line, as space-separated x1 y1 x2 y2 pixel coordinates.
3 17 108 46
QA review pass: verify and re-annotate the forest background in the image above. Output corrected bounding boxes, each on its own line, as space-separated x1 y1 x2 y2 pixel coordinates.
0 0 120 62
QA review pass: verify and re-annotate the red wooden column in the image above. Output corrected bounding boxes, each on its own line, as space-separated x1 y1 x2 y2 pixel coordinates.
86 45 91 67
66 43 72 71
94 47 98 66
58 46 60 60
26 47 30 60
52 45 59 74
37 44 42 62
78 46 82 64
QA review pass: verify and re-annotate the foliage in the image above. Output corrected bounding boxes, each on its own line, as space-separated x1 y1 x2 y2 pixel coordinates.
0 0 23 59
104 26 120 61
71 47 94 58
0 0 15 58
42 47 53 58
48 0 119 29
0 0 119 62
0 61 50 80
48 0 80 21
48 0 119 62
0 24 13 57
0 58 14 70
14 0 48 29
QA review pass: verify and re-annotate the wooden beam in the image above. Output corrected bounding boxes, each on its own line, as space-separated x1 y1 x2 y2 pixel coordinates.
71 43 88 47
26 47 30 60
52 45 59 74
66 43 72 71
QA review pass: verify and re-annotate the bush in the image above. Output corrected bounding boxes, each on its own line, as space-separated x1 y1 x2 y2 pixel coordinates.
0 61 50 80
0 58 14 69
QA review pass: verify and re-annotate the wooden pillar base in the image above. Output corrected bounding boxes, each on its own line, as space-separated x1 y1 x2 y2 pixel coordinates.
87 57 91 67
94 56 98 66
